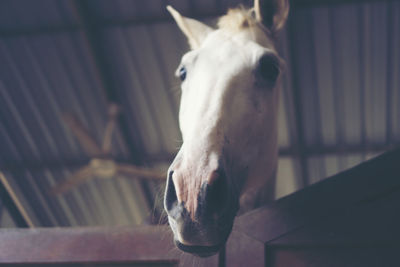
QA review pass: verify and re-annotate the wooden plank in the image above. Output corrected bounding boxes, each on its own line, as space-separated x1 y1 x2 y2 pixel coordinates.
269 190 400 247
225 229 265 267
0 226 174 263
0 172 33 227
269 247 400 267
0 263 176 267
0 225 218 267
264 192 400 266
234 148 400 244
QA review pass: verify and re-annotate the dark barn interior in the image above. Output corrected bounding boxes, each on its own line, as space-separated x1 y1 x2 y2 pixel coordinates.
0 0 399 266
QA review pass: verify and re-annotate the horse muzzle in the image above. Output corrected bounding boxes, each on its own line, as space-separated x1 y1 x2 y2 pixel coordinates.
164 165 238 256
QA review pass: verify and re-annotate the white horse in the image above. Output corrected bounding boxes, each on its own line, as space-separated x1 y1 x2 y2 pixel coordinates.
164 0 289 257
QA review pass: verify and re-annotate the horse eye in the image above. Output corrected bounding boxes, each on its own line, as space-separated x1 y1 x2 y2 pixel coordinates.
256 54 280 84
179 66 187 81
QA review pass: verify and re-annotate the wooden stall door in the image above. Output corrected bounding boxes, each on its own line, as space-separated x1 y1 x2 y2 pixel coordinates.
1 148 400 266
225 148 400 266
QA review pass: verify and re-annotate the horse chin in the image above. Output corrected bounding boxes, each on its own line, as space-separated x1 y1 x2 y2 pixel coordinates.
172 215 235 257
174 240 223 258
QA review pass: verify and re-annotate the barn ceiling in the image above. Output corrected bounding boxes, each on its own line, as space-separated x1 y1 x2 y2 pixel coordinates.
0 0 399 227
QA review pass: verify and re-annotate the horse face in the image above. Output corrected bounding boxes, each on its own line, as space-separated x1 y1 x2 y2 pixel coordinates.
164 1 289 257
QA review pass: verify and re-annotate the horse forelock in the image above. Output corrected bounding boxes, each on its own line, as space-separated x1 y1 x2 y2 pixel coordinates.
217 6 270 35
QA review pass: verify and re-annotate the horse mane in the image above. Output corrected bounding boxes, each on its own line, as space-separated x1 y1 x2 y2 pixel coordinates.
217 6 269 34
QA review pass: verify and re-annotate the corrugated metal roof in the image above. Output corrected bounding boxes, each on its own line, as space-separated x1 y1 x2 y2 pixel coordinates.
0 0 76 31
0 0 399 227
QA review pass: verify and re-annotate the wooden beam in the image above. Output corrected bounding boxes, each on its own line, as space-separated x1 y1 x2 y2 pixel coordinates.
0 226 174 263
0 173 33 228
266 192 400 266
225 147 400 266
0 225 220 266
234 147 400 244
1 0 398 38
2 143 398 173
286 7 310 187
291 0 400 8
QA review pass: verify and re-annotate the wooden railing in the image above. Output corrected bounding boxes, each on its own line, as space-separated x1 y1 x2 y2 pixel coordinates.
1 148 400 266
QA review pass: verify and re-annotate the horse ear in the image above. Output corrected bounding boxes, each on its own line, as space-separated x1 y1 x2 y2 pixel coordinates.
254 0 289 32
167 5 213 49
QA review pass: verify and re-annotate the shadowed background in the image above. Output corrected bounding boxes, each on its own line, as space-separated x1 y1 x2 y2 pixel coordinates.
0 0 399 227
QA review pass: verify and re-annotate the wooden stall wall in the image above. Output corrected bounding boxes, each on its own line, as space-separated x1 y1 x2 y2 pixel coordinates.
1 149 400 266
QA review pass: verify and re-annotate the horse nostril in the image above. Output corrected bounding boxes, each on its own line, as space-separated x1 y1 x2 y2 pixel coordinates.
207 170 220 186
204 170 228 215
165 170 178 213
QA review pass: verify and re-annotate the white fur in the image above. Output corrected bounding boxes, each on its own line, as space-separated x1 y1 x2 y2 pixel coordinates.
176 26 280 208
166 1 288 247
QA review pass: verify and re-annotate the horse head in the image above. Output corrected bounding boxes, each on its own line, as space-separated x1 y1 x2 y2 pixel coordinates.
164 0 289 257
